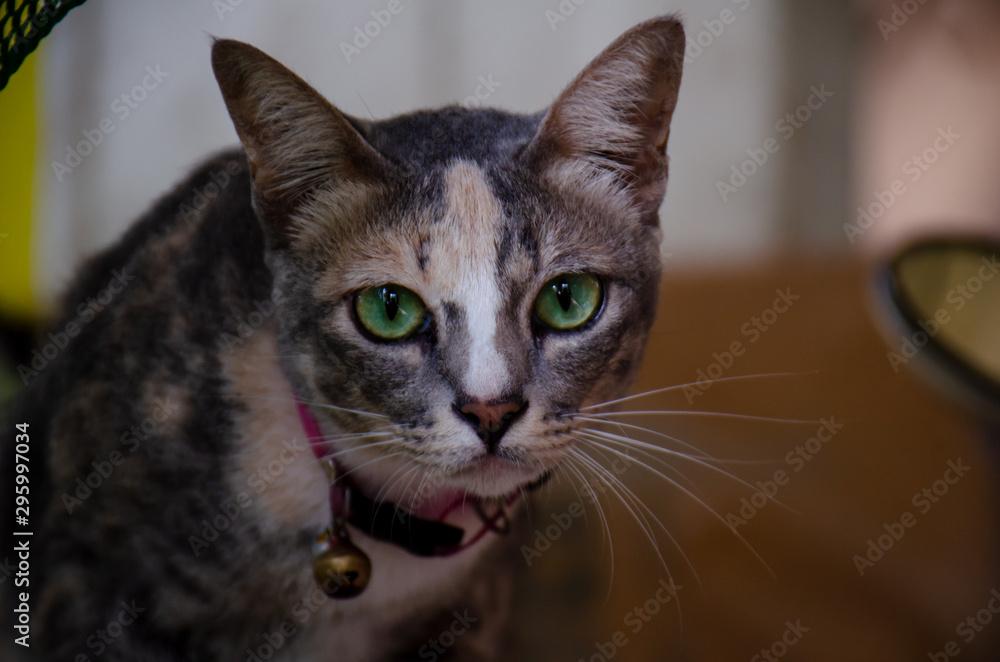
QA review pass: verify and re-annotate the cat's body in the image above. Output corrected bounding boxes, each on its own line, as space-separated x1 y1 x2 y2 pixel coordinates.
2 17 684 661
7 150 515 660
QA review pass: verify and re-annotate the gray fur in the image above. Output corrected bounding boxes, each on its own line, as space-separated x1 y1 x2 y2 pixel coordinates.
2 16 685 661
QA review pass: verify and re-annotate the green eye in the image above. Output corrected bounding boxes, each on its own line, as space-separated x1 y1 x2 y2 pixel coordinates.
354 284 428 340
534 273 603 331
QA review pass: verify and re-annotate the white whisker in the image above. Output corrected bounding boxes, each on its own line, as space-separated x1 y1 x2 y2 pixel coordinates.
575 427 788 505
575 433 775 578
333 447 407 484
303 400 391 421
238 393 390 421
576 429 700 493
563 457 615 601
318 437 403 462
397 466 428 539
573 415 714 461
582 371 816 411
579 410 818 425
373 463 423 530
568 446 690 619
372 459 420 507
568 448 684 579
574 416 783 466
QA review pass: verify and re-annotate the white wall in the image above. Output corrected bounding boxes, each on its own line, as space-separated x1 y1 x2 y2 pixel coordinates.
36 0 789 309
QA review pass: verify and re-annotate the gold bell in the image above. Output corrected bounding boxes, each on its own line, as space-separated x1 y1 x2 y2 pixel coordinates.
312 528 371 599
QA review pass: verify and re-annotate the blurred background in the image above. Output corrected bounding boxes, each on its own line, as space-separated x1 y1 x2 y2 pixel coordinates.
2 0 1000 659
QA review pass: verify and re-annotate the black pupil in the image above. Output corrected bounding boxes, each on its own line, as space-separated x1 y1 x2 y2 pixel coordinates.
555 281 573 312
383 288 399 321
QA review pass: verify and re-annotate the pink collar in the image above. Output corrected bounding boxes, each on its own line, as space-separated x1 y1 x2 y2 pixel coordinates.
294 397 510 557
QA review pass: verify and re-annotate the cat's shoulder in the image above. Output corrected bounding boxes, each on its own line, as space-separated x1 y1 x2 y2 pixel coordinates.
58 149 261 317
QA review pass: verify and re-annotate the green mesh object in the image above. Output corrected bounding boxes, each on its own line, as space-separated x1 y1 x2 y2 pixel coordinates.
0 0 87 92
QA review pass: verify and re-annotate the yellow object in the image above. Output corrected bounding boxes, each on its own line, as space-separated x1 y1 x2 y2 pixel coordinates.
0 48 39 320
312 529 372 599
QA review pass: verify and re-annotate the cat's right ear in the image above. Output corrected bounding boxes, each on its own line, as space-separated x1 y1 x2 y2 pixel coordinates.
211 39 386 247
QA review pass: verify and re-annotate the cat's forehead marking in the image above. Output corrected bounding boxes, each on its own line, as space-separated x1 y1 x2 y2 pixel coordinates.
440 300 464 329
423 160 509 399
442 160 502 253
421 159 504 279
416 235 431 272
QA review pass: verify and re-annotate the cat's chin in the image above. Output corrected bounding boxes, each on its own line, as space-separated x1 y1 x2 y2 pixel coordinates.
447 455 553 501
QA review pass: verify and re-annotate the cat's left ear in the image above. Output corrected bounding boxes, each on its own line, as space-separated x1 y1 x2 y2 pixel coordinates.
528 16 685 218
212 39 387 247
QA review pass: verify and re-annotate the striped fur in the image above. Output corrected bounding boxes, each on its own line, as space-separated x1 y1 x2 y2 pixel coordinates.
2 16 685 661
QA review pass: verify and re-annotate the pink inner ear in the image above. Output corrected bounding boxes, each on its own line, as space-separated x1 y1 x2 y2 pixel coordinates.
529 18 684 212
213 37 391 230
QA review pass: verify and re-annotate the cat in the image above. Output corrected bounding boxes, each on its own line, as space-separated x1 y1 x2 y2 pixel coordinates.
2 15 685 661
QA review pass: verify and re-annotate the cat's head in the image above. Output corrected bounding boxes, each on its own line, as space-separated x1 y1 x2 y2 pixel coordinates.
212 17 684 503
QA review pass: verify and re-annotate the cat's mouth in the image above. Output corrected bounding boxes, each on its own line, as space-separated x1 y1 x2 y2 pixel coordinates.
352 455 555 521
344 434 561 508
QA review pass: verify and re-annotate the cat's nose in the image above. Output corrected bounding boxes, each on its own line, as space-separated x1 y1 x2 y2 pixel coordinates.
454 398 527 452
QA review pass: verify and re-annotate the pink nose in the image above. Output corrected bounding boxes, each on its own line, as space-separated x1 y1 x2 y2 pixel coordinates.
455 399 526 451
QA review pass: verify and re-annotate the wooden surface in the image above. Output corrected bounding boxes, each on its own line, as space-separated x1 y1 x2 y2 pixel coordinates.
515 255 1000 661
